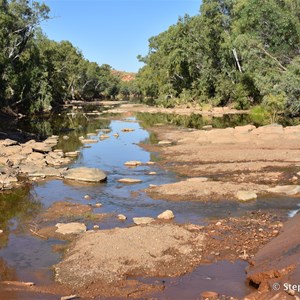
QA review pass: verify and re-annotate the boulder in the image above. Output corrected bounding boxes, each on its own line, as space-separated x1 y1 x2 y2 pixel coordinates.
236 190 257 201
55 223 86 235
63 167 107 182
133 217 155 225
157 210 175 220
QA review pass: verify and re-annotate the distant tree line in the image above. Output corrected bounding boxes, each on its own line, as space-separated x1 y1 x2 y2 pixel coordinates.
0 0 126 115
136 0 300 115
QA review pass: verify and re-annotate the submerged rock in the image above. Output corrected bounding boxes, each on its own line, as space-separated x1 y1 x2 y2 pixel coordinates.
55 222 86 235
236 190 257 201
63 167 107 182
117 178 142 184
124 161 142 167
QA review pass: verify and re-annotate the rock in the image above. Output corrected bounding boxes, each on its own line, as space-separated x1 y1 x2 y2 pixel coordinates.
215 221 222 226
146 161 155 165
55 222 86 235
84 195 91 200
113 133 119 137
117 178 142 184
0 176 18 189
267 185 300 195
63 167 107 183
20 146 33 155
124 161 142 167
101 129 111 133
236 190 257 201
118 214 127 221
86 133 97 136
26 152 46 164
158 140 172 145
202 125 213 130
0 230 3 234
148 171 157 175
60 295 79 300
65 151 79 157
186 177 208 182
246 213 300 293
1 145 22 155
80 139 98 144
149 184 157 188
200 291 219 300
121 128 134 132
133 217 155 225
94 203 102 207
157 210 175 220
93 225 100 230
0 139 18 147
31 142 52 153
63 136 69 140
44 137 58 146
99 134 109 140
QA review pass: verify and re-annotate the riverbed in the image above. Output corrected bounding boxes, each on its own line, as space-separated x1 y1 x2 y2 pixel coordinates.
0 105 299 299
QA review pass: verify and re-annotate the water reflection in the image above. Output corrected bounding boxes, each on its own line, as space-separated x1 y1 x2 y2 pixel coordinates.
136 112 300 129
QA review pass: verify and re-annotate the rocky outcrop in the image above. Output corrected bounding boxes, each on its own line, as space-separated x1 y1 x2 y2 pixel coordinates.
246 213 300 296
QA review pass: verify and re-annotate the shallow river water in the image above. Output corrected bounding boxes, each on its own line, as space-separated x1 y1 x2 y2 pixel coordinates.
0 109 299 299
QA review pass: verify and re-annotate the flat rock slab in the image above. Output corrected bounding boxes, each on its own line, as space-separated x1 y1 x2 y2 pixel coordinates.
133 217 155 225
158 140 172 145
236 190 257 201
63 167 107 182
117 178 142 184
31 142 52 153
246 213 300 294
55 222 86 235
124 161 142 167
267 185 300 195
54 223 205 288
147 179 268 201
80 139 98 144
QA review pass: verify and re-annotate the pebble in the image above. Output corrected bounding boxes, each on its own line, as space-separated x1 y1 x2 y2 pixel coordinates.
84 195 91 200
118 214 127 221
200 291 219 300
93 225 100 230
62 136 69 140
95 203 102 208
61 295 79 300
215 221 222 226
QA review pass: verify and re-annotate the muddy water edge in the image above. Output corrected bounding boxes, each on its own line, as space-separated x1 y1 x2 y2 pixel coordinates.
0 104 299 299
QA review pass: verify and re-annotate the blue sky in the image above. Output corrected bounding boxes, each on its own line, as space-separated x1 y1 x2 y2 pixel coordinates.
41 0 201 72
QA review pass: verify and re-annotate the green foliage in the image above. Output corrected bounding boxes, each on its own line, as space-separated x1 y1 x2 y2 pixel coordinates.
136 0 300 115
262 93 287 123
0 1 122 114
